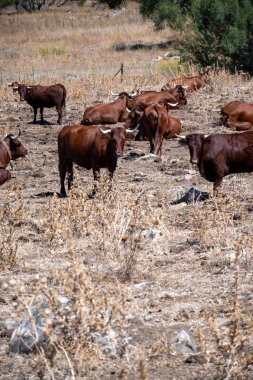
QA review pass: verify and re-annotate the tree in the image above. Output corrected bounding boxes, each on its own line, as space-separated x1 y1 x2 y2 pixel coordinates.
138 0 253 73
14 0 85 11
95 0 125 8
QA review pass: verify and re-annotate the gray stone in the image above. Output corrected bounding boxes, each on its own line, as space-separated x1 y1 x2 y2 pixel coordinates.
171 330 199 354
10 303 50 354
134 281 156 290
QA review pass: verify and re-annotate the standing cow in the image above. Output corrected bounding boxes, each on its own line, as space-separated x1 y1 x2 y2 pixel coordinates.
58 125 134 197
177 131 253 192
0 130 28 186
124 104 181 156
9 82 66 125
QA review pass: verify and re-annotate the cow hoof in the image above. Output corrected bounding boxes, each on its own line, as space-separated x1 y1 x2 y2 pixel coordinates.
88 191 96 199
58 193 67 198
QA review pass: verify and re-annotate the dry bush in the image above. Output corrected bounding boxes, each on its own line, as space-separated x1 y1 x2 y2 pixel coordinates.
0 186 23 270
13 264 130 378
44 177 170 282
188 192 253 270
198 248 253 379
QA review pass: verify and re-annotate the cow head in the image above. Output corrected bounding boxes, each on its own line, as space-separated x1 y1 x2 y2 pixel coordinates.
11 84 32 101
176 134 207 165
4 130 28 160
172 85 187 106
111 91 137 110
123 108 143 130
199 68 211 84
98 126 127 157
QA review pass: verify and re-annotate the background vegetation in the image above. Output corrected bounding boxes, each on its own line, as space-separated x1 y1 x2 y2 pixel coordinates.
138 0 253 73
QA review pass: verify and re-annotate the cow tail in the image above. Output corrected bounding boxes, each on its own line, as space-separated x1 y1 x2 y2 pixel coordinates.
61 85 66 110
154 110 161 155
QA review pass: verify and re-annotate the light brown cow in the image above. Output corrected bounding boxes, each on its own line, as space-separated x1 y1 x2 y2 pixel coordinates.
220 101 253 131
162 69 210 93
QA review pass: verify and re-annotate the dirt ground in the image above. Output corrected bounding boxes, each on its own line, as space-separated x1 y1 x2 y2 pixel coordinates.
1 3 253 380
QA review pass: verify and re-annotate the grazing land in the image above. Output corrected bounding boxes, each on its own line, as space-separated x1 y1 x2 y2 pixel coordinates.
0 2 253 379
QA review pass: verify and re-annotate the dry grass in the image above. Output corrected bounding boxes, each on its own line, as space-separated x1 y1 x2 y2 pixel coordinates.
1 2 253 379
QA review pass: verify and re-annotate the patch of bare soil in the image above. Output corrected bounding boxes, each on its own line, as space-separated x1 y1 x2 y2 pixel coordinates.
0 5 253 379
0 76 253 379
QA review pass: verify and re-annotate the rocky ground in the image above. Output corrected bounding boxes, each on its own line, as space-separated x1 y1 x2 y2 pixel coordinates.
0 74 253 379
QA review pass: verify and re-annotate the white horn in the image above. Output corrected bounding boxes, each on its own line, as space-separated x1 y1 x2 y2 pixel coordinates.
126 107 131 112
166 102 179 107
129 91 137 97
182 85 189 89
11 129 21 140
175 134 186 140
111 91 119 96
98 126 111 134
126 125 139 134
204 134 212 138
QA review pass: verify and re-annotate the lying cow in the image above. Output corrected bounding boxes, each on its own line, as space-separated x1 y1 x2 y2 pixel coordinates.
58 125 134 197
124 104 181 156
128 85 187 110
220 101 253 130
162 69 210 93
177 131 253 192
9 82 66 125
80 92 134 125
0 130 28 186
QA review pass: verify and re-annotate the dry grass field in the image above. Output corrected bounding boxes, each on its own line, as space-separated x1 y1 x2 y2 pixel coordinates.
1 1 253 379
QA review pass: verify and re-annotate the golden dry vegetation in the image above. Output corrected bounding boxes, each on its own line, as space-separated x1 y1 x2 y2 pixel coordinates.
0 2 253 379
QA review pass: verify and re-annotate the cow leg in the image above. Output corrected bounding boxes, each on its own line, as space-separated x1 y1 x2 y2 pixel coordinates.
56 105 62 125
213 176 223 196
0 168 11 186
59 159 68 197
90 168 100 196
33 107 38 124
67 161 73 190
154 135 163 156
149 138 155 154
40 107 44 123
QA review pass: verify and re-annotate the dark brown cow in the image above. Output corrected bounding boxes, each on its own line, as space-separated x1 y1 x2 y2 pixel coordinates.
220 101 253 130
177 131 253 192
80 92 134 125
0 130 28 186
162 69 210 93
9 82 66 124
58 125 133 197
128 85 187 110
124 104 181 156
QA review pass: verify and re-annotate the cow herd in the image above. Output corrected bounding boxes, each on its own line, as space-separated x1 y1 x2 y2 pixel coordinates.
3 70 253 196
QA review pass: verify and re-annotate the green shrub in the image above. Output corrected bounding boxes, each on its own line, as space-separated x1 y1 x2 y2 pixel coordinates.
156 59 189 75
38 46 67 57
139 0 253 73
0 0 15 9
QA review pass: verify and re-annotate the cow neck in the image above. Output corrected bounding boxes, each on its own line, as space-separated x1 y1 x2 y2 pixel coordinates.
0 140 12 168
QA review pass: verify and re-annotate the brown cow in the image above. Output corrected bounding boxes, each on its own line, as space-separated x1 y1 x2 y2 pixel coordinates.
162 69 210 93
177 131 253 192
124 104 181 156
80 92 134 125
0 130 28 186
9 82 66 124
58 125 134 197
128 85 187 110
220 101 253 130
